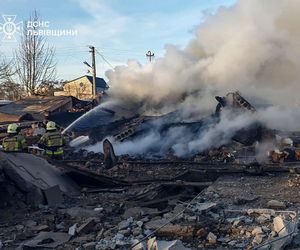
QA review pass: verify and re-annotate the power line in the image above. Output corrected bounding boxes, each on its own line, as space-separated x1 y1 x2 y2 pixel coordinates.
0 43 145 55
55 50 88 55
1 43 144 61
93 45 144 54
95 49 115 70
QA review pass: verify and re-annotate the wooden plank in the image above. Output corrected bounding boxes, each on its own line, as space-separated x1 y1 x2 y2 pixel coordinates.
161 181 213 187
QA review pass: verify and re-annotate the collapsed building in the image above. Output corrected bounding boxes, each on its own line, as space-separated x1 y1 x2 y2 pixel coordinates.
67 92 299 163
1 92 300 250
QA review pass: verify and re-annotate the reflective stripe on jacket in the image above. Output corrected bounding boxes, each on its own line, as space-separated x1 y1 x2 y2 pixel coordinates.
39 131 65 155
45 147 64 155
2 135 27 152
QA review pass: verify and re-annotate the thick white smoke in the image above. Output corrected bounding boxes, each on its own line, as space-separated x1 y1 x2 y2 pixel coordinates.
83 0 300 157
84 109 256 157
106 0 300 114
84 106 300 157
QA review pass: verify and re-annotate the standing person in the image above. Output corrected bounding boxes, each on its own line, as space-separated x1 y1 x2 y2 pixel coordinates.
38 121 65 159
2 123 27 152
281 138 296 162
32 122 46 136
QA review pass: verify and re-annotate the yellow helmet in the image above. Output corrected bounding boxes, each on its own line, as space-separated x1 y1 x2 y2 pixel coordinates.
7 123 18 134
282 138 293 146
46 121 56 131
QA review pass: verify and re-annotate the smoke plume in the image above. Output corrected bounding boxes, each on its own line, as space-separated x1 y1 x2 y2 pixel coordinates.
106 0 300 114
83 0 300 157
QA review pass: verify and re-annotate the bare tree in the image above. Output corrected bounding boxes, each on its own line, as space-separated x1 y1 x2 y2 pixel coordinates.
0 57 11 80
14 11 56 95
0 80 22 100
36 79 65 96
0 56 22 100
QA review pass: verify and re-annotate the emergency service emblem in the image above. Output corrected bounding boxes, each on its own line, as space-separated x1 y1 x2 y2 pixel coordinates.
0 15 23 42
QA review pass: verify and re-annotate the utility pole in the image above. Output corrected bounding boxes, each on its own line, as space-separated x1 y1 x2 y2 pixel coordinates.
89 46 97 98
146 50 154 63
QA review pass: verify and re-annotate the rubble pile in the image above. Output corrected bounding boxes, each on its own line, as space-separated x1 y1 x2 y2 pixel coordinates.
2 156 300 249
0 166 28 209
1 92 300 249
64 155 202 184
288 176 300 188
0 190 122 249
106 164 189 182
2 177 300 249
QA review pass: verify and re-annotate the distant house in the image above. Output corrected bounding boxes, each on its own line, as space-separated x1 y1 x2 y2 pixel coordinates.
54 75 109 100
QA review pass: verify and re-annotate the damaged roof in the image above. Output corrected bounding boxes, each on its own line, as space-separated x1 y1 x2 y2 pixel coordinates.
69 102 138 132
0 96 72 123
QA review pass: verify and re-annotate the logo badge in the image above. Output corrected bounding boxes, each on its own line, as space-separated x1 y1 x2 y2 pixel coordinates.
0 15 22 41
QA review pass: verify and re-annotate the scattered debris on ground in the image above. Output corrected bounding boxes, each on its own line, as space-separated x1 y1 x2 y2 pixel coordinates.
1 92 300 249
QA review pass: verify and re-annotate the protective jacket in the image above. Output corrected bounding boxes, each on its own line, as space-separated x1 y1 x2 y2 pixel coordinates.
2 135 27 152
38 131 65 156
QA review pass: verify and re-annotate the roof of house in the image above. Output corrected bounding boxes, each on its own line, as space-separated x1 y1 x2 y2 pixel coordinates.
67 75 109 90
0 100 12 105
86 75 109 89
0 113 35 124
0 96 72 123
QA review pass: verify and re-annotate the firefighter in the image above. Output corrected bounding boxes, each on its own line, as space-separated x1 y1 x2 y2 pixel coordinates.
2 123 27 152
282 138 296 162
38 121 65 159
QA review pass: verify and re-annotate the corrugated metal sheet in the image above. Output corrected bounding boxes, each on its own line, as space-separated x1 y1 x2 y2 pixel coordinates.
0 96 72 123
